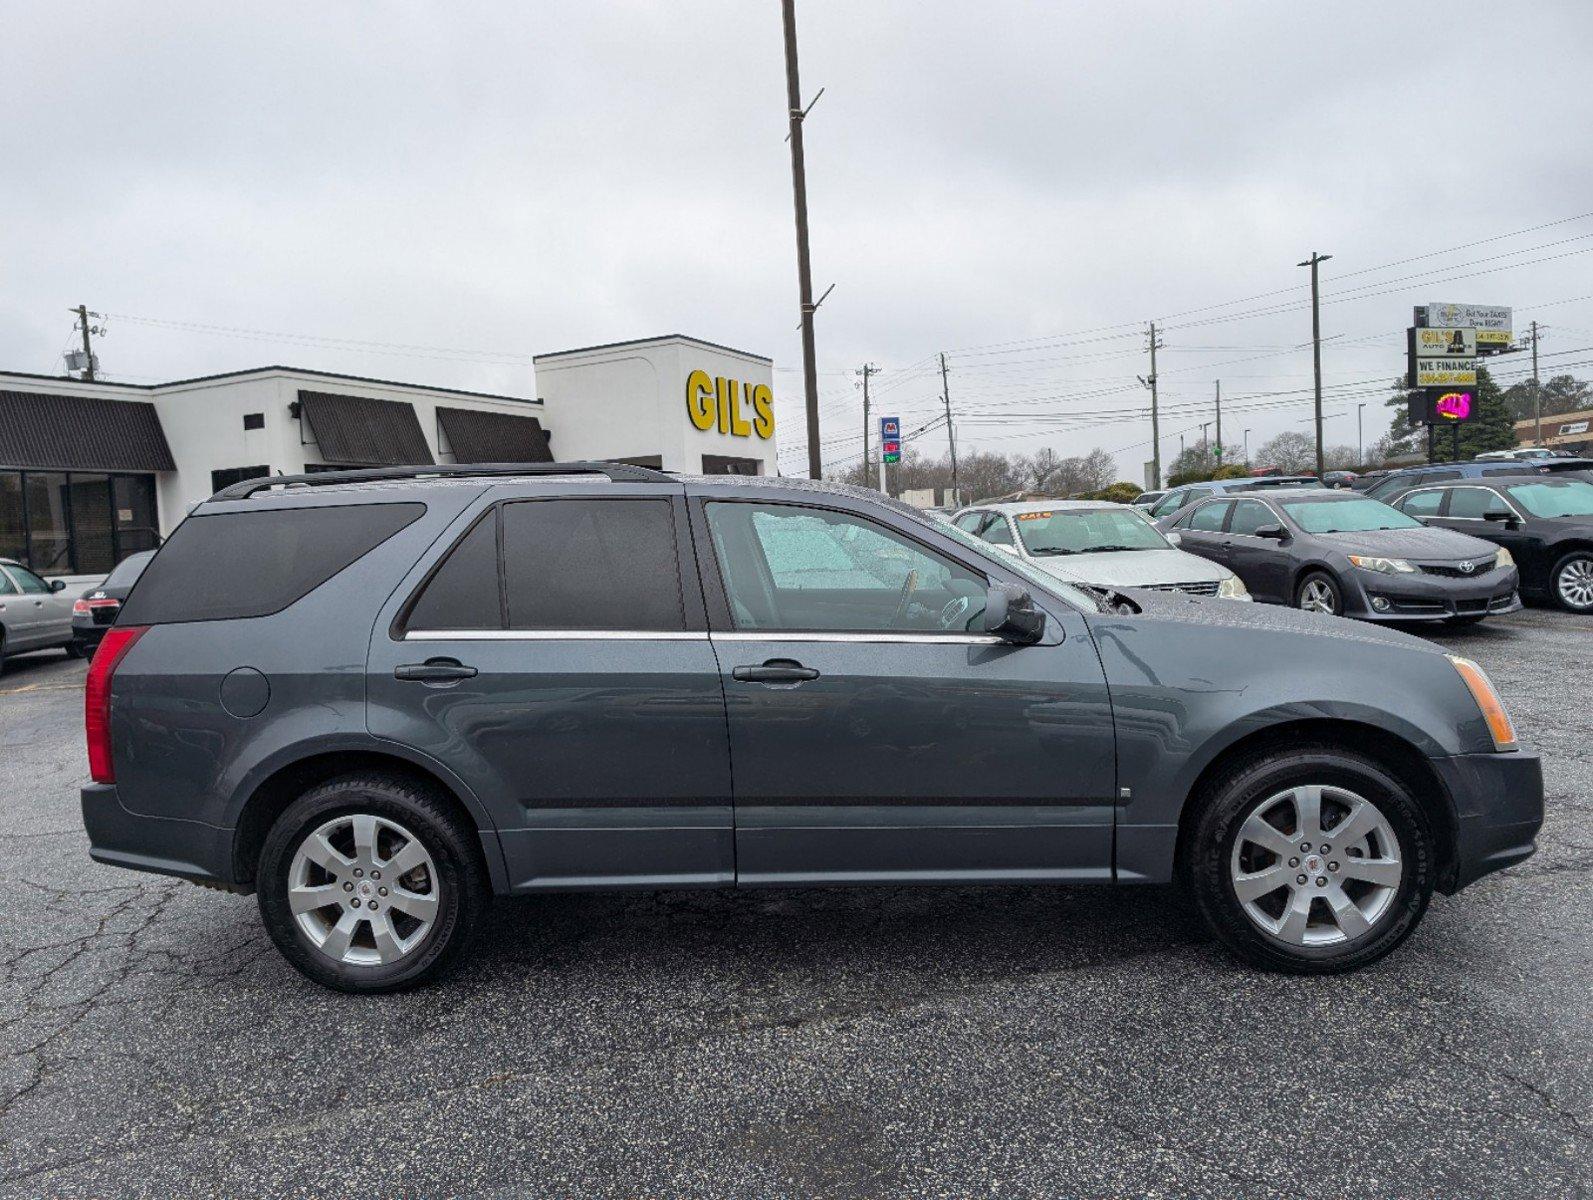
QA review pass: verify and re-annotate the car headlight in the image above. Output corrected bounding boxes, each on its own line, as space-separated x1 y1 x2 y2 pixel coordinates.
1347 555 1417 574
1447 655 1517 751
1217 574 1251 600
1494 547 1515 570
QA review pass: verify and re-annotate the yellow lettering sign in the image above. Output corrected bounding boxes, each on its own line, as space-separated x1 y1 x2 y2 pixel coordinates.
685 371 776 441
685 370 716 431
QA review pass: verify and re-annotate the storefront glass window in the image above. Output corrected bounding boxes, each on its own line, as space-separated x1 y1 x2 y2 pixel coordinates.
0 472 23 562
24 472 71 574
113 476 159 554
68 474 114 574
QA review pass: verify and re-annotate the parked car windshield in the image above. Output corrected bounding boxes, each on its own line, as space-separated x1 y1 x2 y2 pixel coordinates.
1015 508 1168 555
1503 479 1593 518
931 515 1104 612
1278 497 1421 534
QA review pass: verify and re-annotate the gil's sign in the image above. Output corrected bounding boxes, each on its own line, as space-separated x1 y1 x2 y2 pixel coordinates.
685 371 775 440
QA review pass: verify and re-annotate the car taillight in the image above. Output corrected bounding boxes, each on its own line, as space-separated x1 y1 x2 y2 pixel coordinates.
85 626 147 784
74 598 120 615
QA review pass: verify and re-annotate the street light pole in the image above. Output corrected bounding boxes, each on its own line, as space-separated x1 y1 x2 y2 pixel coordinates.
1297 250 1332 479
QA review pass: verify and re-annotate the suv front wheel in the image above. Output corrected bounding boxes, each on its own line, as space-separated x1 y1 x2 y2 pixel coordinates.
1186 746 1435 973
258 773 487 992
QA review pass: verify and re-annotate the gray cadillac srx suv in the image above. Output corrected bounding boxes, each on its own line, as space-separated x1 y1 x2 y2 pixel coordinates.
81 464 1543 992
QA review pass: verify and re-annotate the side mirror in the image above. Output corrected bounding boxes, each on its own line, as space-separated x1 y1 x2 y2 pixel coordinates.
49 579 66 593
983 581 1045 645
1165 530 1183 546
1254 523 1287 540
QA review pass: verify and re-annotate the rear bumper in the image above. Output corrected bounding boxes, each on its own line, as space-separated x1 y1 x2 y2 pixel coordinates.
1432 747 1544 893
81 783 239 890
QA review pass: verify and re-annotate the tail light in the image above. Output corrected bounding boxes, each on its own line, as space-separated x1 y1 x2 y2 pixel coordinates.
75 597 120 616
85 626 147 784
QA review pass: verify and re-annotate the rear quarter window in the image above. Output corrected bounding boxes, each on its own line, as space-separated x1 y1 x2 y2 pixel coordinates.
119 502 424 624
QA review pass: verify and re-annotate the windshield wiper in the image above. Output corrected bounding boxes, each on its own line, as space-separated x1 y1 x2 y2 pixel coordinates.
1029 548 1081 556
1084 544 1146 554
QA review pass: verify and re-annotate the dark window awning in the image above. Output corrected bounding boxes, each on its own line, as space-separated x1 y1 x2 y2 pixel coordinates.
298 390 434 467
0 390 176 472
436 406 553 464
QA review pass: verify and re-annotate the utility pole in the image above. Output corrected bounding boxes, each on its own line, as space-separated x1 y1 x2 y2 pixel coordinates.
1297 250 1332 478
1357 402 1365 465
780 0 822 479
857 363 876 487
1243 428 1251 465
1214 380 1222 466
1529 320 1543 446
1139 323 1163 487
1200 423 1211 456
939 352 959 502
73 304 97 380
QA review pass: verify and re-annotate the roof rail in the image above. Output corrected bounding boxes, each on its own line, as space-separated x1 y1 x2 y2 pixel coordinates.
209 461 673 501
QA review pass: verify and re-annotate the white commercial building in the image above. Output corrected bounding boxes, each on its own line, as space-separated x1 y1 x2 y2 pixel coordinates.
0 334 777 579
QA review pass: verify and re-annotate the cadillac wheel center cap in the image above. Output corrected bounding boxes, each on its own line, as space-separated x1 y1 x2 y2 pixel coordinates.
1304 855 1324 874
359 881 375 898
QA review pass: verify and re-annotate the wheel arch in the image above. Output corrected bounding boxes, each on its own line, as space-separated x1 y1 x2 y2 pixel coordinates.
230 745 504 893
1172 718 1460 893
1289 560 1345 601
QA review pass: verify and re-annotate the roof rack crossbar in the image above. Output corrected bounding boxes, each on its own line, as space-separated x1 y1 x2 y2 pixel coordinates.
209 461 672 501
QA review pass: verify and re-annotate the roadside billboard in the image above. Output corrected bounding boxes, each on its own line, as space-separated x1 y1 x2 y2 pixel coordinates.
1422 303 1512 348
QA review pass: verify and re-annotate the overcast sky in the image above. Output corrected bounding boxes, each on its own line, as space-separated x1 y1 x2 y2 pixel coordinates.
5 1 1592 481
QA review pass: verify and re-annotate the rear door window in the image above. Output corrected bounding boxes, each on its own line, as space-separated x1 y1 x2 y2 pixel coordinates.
501 498 685 631
1188 501 1231 532
1227 500 1274 536
119 502 425 624
1395 490 1444 518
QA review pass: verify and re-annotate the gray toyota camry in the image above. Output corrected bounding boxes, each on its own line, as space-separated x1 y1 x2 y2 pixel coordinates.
1158 487 1521 624
80 465 1542 991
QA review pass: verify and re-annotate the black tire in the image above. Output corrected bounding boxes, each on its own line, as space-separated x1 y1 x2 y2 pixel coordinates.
1294 570 1342 616
63 640 85 659
258 773 487 993
1548 549 1593 613
1185 744 1435 974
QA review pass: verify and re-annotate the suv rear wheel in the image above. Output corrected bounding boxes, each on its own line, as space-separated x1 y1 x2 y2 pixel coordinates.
1186 746 1435 973
258 773 486 992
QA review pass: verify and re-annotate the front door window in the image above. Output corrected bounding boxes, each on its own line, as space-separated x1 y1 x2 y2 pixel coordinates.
705 501 988 633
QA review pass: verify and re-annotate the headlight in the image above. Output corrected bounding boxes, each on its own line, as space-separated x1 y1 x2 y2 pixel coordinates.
1494 547 1515 570
1348 555 1417 574
1447 655 1518 751
1217 574 1251 600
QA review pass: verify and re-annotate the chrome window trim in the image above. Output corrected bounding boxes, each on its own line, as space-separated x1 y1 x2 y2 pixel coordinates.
406 629 708 641
405 628 1005 645
713 630 1005 645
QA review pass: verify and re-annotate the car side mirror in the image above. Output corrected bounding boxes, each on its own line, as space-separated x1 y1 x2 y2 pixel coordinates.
1254 523 1287 540
983 581 1045 645
1165 531 1183 546
49 579 66 592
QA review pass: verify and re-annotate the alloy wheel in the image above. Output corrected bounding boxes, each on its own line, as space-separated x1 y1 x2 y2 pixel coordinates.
1298 579 1337 614
287 814 440 965
1557 556 1593 610
1229 784 1403 946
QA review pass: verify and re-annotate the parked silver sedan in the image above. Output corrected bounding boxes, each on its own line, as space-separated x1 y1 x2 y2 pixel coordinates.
951 500 1251 599
0 558 78 671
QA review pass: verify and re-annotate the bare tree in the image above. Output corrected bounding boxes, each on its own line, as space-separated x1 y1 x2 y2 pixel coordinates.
1253 431 1316 474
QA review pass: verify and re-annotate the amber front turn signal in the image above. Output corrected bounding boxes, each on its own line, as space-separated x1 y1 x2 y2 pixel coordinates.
1447 655 1517 750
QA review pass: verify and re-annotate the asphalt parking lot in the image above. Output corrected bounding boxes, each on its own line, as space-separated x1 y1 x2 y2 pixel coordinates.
0 608 1588 1199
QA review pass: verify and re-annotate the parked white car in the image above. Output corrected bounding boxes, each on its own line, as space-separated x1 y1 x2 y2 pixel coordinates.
950 500 1250 599
0 558 79 671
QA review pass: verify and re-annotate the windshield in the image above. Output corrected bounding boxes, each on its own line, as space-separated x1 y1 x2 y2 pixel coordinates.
931 514 1105 612
1503 479 1593 518
1279 497 1421 534
1016 507 1168 555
